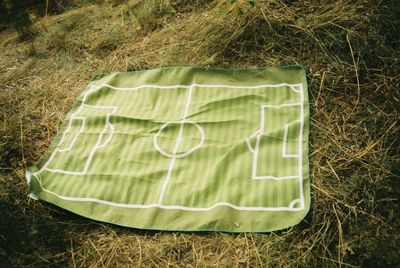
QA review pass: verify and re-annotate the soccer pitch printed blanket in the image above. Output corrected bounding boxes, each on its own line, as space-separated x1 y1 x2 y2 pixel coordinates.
26 66 310 232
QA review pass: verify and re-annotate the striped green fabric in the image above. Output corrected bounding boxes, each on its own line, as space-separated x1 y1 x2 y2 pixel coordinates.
27 66 310 232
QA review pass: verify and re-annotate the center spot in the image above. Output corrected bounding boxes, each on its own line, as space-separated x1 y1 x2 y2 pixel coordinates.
153 122 205 158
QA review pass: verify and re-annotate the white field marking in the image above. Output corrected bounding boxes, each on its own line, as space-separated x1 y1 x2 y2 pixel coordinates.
96 123 115 149
28 193 39 200
282 123 299 158
25 171 32 184
289 198 301 209
29 82 306 211
30 173 303 211
91 83 302 93
26 171 39 200
291 85 301 93
32 87 117 177
157 85 196 204
261 102 301 108
253 175 298 180
33 117 87 175
298 84 305 208
248 103 302 180
56 116 85 149
44 120 115 175
153 122 205 159
246 102 300 161
245 130 260 153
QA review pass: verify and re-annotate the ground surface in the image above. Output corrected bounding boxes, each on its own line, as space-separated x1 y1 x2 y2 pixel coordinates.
0 0 399 267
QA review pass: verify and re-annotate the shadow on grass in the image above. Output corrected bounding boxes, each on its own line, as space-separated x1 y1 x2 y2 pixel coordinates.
0 198 101 267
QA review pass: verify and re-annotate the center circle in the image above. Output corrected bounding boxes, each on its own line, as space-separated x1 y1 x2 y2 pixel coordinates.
153 121 205 158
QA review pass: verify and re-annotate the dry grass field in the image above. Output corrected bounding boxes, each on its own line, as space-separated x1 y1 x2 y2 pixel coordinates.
0 0 399 266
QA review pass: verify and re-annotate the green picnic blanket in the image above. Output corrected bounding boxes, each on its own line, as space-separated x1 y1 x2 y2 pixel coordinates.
26 66 310 232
